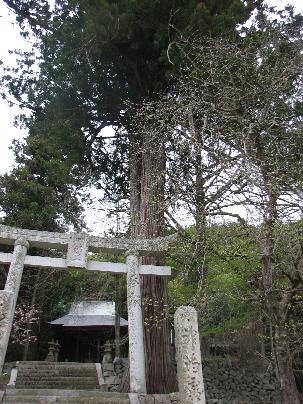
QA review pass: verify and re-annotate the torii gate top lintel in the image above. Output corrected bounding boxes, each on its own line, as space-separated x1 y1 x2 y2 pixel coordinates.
0 224 177 256
0 225 176 275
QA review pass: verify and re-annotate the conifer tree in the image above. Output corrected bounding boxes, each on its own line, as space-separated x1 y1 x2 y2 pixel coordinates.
1 0 258 392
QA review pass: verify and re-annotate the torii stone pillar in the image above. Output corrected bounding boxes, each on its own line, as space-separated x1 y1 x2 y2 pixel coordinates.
174 306 206 404
0 237 29 371
126 250 147 393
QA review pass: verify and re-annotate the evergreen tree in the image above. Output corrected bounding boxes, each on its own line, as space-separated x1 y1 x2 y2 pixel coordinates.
0 134 85 231
1 0 258 392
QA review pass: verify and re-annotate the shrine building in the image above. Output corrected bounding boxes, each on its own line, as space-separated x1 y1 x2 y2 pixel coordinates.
50 300 128 363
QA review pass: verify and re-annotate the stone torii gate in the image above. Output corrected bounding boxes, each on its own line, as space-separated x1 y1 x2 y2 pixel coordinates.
0 224 176 394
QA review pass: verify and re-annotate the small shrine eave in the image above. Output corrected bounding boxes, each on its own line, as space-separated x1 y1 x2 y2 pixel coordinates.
50 314 128 327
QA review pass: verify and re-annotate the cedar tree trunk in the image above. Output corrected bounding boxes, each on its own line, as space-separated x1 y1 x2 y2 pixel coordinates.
129 129 176 393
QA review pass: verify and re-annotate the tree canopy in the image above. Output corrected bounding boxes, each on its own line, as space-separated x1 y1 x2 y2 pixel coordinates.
1 0 257 208
3 1 303 400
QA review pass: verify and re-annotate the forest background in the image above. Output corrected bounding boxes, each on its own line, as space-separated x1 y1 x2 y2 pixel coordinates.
0 1 302 403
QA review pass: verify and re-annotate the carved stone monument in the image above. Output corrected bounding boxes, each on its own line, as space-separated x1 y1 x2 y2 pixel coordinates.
174 306 206 404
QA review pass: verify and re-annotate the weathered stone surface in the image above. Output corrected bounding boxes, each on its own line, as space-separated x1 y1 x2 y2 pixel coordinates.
128 393 140 404
90 233 178 256
14 362 100 390
126 251 146 394
3 388 131 404
0 224 69 250
0 290 14 371
0 238 29 371
105 375 120 385
0 253 171 276
201 358 282 403
0 291 13 322
168 392 180 403
154 394 172 403
0 224 176 256
0 229 172 278
138 394 155 403
103 363 115 372
5 237 29 297
174 306 206 404
66 233 88 268
7 362 18 387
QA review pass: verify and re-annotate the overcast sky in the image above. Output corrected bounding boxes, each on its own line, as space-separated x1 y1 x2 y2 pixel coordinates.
0 0 302 232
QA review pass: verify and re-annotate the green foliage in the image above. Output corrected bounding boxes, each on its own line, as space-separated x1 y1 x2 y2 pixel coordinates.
168 276 197 308
1 0 257 205
41 269 126 320
0 134 85 231
169 224 260 335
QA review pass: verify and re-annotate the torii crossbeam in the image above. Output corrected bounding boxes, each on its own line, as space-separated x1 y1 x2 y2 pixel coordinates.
0 225 176 394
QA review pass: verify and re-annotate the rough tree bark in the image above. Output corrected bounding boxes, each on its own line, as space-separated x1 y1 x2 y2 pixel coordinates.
140 130 176 393
129 129 176 393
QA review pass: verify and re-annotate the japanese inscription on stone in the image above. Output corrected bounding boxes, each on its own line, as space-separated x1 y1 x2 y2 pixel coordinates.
174 306 206 404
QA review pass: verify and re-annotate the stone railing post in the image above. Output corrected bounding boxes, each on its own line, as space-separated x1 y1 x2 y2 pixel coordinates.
174 306 206 404
126 250 146 394
0 237 29 371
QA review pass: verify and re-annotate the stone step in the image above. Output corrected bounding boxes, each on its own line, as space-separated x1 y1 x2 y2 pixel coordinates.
3 396 57 403
16 383 99 390
17 362 94 365
18 369 97 372
18 366 97 371
16 380 98 385
15 362 101 390
4 397 129 403
15 383 99 388
18 364 97 368
17 375 98 379
17 371 97 376
17 367 97 371
16 381 99 385
18 365 97 369
5 389 128 397
18 372 97 378
18 372 97 379
16 381 99 386
18 364 97 367
56 398 129 403
4 398 129 403
3 389 130 403
17 370 97 374
14 385 100 390
17 375 98 380
16 382 99 387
